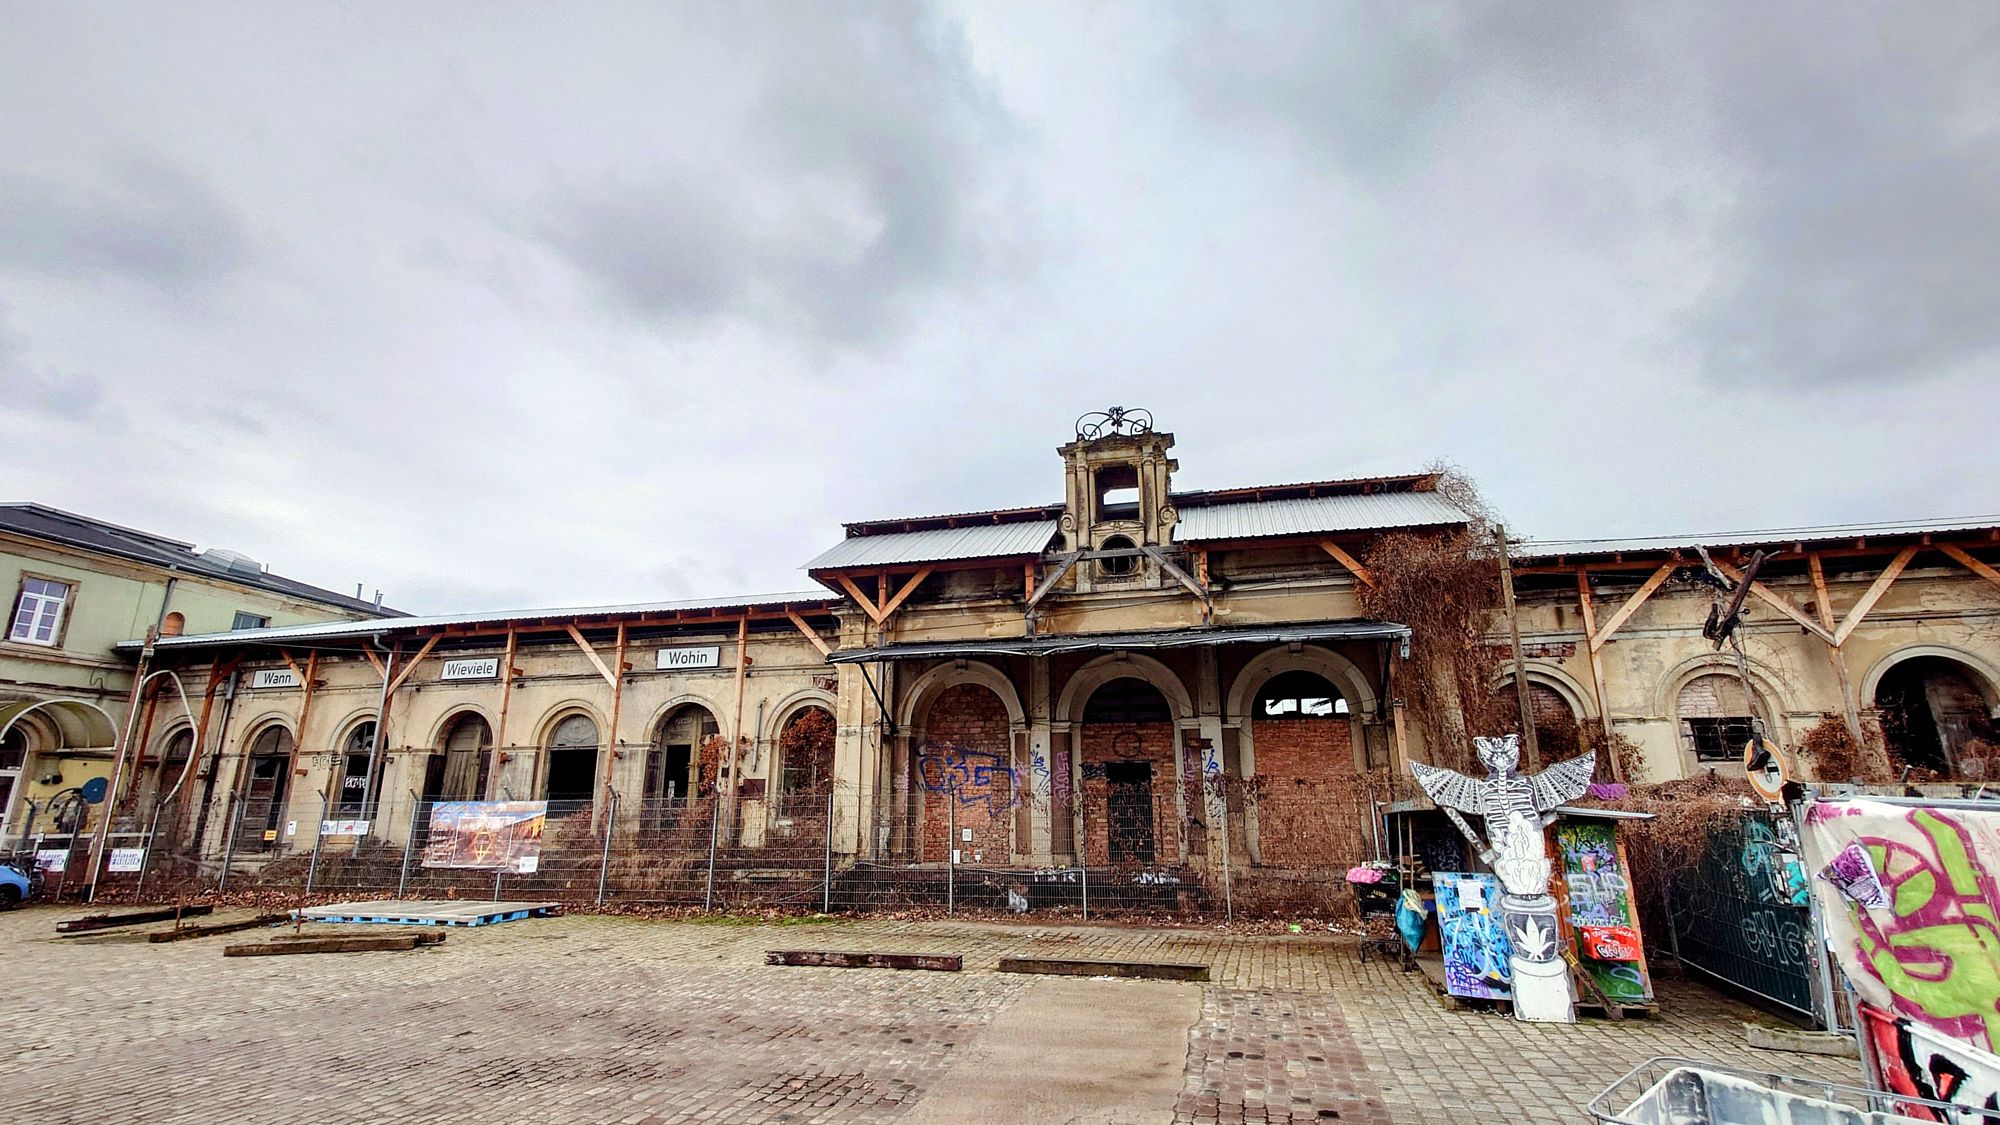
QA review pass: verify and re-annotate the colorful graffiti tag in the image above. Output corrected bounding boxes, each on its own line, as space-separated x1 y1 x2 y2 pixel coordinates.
1435 872 1512 1000
1862 1003 2000 1122
1555 820 1652 1003
915 742 1021 815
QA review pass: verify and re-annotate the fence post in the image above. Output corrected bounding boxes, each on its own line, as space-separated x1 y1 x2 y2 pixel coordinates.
218 796 244 894
947 780 956 915
397 790 419 898
1078 798 1089 922
822 785 836 914
1220 790 1233 924
596 789 616 906
306 794 327 895
132 801 165 900
704 796 719 912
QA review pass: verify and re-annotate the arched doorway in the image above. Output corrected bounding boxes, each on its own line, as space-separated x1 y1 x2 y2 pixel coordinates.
1875 656 1999 777
426 713 493 804
1080 677 1174 866
778 706 836 797
238 725 293 850
0 724 27 836
137 727 196 812
1492 676 1587 764
334 720 379 817
916 683 1014 863
648 704 719 805
543 713 599 809
1248 670 1356 868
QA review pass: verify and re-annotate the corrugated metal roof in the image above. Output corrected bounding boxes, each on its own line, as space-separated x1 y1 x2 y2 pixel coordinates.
1175 492 1468 543
827 619 1411 662
1518 516 2000 560
805 520 1060 571
127 591 837 649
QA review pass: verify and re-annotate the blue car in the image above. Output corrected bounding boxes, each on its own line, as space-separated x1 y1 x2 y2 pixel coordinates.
0 859 36 908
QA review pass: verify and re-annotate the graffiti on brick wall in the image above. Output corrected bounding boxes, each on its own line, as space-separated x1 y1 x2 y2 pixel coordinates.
1862 1003 2000 1121
1807 801 2000 1055
915 742 1020 815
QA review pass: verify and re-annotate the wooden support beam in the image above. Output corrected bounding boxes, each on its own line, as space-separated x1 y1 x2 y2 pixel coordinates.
294 650 320 776
1319 540 1377 587
876 567 934 620
1710 562 1836 646
834 574 886 624
1026 554 1080 610
1023 562 1036 604
278 650 306 683
1834 545 1919 646
388 633 443 693
57 904 214 933
600 622 628 806
1574 569 1620 781
564 624 619 687
492 629 517 800
786 608 832 656
766 950 962 972
1941 543 2000 591
361 647 385 677
1140 545 1209 604
1809 554 1869 762
1589 564 1678 651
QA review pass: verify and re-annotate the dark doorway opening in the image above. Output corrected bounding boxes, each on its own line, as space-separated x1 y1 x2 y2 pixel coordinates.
545 748 597 805
239 748 290 851
660 744 691 802
1105 761 1155 865
1876 657 1996 777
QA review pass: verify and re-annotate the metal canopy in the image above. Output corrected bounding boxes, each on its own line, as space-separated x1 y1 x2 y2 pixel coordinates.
826 619 1411 663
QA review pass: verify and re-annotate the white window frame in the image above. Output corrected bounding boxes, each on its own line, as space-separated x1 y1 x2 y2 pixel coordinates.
8 576 73 647
232 611 271 631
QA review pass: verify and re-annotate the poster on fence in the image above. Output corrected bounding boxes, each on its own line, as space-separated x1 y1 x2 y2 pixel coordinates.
33 849 66 873
1554 819 1653 1004
1434 872 1511 1000
422 800 548 874
107 848 145 873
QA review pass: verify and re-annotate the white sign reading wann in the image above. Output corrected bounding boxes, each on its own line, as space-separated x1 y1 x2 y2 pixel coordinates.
249 668 301 690
655 645 722 671
440 657 501 682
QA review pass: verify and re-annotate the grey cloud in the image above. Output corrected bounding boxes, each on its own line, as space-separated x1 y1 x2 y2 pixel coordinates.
0 326 103 421
1174 2 2000 388
536 4 1008 352
0 154 249 290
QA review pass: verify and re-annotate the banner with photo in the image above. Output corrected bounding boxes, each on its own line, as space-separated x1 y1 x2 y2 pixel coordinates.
421 800 548 874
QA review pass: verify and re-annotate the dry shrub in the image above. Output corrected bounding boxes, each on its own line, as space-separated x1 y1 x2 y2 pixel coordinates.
1797 713 1885 783
1588 772 1757 953
778 707 837 793
1357 468 1507 771
1956 738 2000 782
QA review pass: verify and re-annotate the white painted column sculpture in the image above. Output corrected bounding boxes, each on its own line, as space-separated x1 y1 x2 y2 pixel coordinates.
1411 735 1597 1023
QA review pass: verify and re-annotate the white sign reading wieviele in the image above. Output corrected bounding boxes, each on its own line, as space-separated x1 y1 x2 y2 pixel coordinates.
249 668 301 690
655 645 723 671
440 657 501 682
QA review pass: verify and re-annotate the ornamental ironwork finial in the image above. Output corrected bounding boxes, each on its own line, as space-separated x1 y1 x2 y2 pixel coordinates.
1074 406 1155 441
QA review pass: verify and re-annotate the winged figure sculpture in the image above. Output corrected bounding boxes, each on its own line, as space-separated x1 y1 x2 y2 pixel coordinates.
1409 734 1595 877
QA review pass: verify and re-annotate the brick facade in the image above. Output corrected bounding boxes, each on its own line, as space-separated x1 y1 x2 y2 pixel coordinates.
918 684 1014 864
1079 720 1178 866
1251 717 1365 869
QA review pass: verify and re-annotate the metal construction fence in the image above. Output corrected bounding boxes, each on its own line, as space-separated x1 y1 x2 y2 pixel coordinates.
7 778 1400 919
1665 808 1819 1018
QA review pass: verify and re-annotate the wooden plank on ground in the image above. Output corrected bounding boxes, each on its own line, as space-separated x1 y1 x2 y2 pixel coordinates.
225 932 446 957
996 956 1209 982
148 913 287 943
57 905 214 933
765 950 962 972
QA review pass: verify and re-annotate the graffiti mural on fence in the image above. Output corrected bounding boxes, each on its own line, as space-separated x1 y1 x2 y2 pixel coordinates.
1435 871 1512 1000
1862 1003 2000 1122
915 742 1021 815
1806 801 2000 1054
1741 817 1810 907
1555 820 1653 1003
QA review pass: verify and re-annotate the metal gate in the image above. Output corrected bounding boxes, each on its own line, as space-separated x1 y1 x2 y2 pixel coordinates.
1668 811 1817 1019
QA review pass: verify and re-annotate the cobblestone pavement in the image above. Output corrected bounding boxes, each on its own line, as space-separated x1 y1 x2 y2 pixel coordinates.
0 906 1851 1123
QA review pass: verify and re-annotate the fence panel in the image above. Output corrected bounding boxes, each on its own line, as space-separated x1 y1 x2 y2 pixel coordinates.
1667 810 1817 1017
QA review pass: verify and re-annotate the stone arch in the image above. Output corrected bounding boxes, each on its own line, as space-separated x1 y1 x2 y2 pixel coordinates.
643 693 730 742
536 702 605 806
1055 653 1193 725
773 699 838 798
422 703 499 749
1227 645 1379 723
646 698 725 807
1861 644 2000 717
898 661 1025 733
1655 653 1796 728
911 677 1022 864
531 700 608 748
765 688 841 746
1490 661 1598 723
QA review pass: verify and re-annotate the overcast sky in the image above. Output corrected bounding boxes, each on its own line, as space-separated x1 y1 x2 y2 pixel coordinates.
3 3 1997 613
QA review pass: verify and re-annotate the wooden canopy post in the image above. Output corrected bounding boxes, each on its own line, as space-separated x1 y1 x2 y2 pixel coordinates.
1574 569 1621 781
726 615 750 836
1807 554 1869 765
492 629 517 800
1497 527 1541 768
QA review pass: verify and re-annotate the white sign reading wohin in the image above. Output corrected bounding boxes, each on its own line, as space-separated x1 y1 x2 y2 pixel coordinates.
656 645 723 671
249 668 300 690
440 657 501 682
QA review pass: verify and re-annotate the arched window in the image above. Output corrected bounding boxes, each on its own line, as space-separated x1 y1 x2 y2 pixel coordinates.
649 705 719 809
1098 534 1138 577
1876 657 1998 776
1253 671 1348 719
778 706 836 796
336 720 378 816
1082 677 1172 723
543 714 599 805
159 612 185 637
138 728 196 807
1676 674 1762 764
